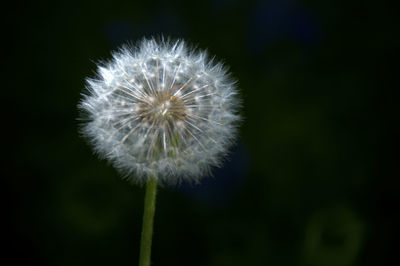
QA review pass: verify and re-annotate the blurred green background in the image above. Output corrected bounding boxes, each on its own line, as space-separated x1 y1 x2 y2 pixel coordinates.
4 0 397 265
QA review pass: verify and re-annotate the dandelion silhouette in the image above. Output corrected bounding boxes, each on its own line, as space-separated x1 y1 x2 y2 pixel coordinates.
79 37 241 266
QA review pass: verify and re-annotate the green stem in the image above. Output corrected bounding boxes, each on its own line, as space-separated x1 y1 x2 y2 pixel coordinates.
139 177 158 266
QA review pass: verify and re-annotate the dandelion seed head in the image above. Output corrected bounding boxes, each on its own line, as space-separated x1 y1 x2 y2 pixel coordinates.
79 38 241 184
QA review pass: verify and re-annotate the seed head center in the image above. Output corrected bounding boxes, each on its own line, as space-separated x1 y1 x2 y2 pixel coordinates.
140 92 186 123
156 101 171 116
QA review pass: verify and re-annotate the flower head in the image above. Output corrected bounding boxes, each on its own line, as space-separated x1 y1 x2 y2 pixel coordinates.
79 38 241 184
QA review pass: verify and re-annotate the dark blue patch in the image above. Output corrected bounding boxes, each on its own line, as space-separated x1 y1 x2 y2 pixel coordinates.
248 0 321 54
172 142 249 206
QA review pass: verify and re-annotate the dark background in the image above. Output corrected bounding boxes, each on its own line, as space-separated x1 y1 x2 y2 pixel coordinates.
4 0 397 265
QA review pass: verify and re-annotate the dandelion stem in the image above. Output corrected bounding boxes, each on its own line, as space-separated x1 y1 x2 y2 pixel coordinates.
139 177 158 266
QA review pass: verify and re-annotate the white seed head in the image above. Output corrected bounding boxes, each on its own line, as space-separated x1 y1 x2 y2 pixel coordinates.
79 38 241 184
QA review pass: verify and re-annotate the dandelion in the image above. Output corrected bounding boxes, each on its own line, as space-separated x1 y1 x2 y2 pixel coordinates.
78 37 241 266
79 38 240 185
